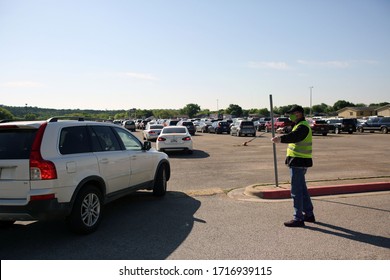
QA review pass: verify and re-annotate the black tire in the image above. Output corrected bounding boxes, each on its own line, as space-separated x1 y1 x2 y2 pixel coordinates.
381 127 388 134
335 127 340 134
0 220 15 228
67 185 103 234
153 164 168 197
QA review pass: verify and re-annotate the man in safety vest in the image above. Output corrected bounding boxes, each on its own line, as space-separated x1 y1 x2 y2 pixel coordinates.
271 105 316 227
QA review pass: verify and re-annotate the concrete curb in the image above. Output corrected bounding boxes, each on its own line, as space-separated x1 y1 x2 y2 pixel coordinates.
245 181 390 199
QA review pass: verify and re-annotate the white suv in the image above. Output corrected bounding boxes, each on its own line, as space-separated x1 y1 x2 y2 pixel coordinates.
0 117 170 234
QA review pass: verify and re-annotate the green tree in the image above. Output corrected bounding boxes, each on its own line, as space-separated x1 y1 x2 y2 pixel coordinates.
333 100 355 111
181 103 201 118
225 104 243 117
312 103 331 114
0 107 14 120
369 102 389 107
258 108 270 117
25 113 37 120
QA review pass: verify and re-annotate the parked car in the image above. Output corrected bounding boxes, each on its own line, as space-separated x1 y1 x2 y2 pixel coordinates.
208 121 231 134
357 117 390 134
326 118 356 134
143 123 164 141
308 119 329 136
264 117 293 133
164 119 180 126
177 120 196 136
0 117 170 234
156 126 193 154
195 121 212 133
230 120 256 137
255 117 271 131
122 120 136 132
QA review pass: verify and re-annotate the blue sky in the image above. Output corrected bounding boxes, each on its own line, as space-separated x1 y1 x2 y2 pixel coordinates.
0 0 389 111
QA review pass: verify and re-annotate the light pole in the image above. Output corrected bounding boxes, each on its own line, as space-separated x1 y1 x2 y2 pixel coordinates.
309 86 313 116
216 99 219 118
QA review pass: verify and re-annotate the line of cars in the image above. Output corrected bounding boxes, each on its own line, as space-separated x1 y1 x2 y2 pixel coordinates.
259 116 390 136
194 119 257 136
140 120 195 154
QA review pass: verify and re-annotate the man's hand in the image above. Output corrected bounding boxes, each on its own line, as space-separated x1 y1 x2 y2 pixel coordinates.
271 136 281 143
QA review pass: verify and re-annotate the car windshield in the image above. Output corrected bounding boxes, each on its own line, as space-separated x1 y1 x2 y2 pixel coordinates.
150 125 164 129
163 127 187 133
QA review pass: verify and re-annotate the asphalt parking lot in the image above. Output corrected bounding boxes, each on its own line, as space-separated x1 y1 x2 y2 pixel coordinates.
133 130 390 193
1 129 389 260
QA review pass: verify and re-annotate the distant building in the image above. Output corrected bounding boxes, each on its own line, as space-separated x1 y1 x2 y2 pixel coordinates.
337 107 377 118
376 104 390 116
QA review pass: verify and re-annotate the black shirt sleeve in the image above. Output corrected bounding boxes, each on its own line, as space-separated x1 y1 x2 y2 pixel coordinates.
280 124 309 143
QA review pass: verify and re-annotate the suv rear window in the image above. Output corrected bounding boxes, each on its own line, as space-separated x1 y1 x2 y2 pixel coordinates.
240 121 254 126
0 129 37 159
342 119 355 124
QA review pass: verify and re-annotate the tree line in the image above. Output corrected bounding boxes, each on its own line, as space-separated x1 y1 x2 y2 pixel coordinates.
0 100 388 121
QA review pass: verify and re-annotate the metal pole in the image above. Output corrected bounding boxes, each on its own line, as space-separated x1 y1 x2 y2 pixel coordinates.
309 86 313 116
269 94 279 187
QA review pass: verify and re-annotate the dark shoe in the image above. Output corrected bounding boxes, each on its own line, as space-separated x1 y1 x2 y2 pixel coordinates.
304 214 316 223
284 220 305 227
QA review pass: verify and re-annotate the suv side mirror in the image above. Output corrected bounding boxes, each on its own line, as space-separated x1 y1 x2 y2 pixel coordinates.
143 141 152 151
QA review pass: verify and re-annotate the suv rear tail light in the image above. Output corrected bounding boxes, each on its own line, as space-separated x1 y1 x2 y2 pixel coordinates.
29 123 57 180
182 136 191 141
157 137 166 141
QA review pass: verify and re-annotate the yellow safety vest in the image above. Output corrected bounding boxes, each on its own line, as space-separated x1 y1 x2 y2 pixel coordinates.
286 120 312 158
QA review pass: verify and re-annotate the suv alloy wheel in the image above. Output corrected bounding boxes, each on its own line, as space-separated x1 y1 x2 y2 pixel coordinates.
66 185 103 234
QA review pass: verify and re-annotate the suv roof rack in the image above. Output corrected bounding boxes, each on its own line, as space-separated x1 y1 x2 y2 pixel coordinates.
47 116 85 122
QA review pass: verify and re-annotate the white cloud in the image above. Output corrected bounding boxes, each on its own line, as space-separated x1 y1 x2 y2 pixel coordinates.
123 72 159 81
297 60 350 68
248 61 291 70
0 81 46 88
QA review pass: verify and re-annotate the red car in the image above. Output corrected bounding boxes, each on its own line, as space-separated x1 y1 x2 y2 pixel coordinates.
308 119 329 136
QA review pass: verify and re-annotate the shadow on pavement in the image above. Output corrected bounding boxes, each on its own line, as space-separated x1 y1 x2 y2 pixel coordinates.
165 150 210 159
306 221 390 250
0 191 201 260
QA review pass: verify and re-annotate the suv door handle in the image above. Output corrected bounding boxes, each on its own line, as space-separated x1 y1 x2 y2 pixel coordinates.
99 158 109 164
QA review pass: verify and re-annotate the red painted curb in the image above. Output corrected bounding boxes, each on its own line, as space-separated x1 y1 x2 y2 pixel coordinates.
259 182 390 199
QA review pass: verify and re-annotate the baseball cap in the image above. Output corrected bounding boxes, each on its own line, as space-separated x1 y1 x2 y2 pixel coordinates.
286 105 304 114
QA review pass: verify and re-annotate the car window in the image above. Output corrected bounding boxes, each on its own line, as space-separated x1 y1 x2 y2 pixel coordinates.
241 121 254 126
0 128 37 159
59 126 91 155
113 127 143 151
315 120 327 124
150 125 164 129
163 127 187 133
91 126 122 151
342 119 355 124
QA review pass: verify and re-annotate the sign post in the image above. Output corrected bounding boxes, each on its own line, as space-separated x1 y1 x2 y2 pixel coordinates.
269 94 279 187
